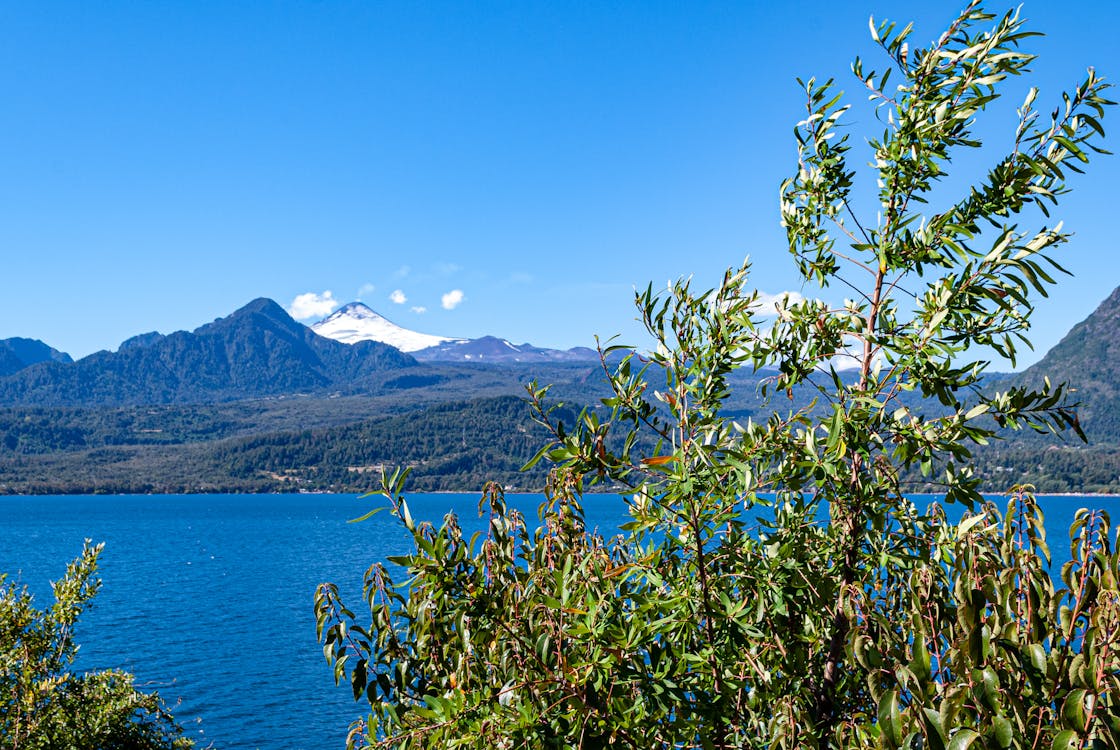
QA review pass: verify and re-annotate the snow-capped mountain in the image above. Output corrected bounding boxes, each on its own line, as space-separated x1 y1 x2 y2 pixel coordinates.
311 302 600 362
411 336 600 363
311 302 466 353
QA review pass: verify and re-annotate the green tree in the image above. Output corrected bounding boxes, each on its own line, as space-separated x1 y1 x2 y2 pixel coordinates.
317 2 1118 747
1 541 192 749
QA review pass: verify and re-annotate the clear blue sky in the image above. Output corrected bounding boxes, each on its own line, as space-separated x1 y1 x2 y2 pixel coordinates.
1 1 1117 367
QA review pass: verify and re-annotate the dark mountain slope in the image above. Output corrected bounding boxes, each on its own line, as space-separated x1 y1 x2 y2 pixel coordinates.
1015 285 1120 442
0 299 416 406
897 285 1120 494
118 331 166 352
0 338 72 377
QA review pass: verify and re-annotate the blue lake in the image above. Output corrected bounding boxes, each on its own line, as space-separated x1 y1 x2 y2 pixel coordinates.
0 492 1115 749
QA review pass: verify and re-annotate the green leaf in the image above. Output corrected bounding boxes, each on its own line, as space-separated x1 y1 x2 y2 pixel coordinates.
964 403 990 420
989 715 1013 750
922 707 947 750
349 505 387 524
398 498 414 531
957 513 987 538
1060 689 1087 731
946 729 981 750
1050 729 1078 750
878 688 903 748
910 636 931 683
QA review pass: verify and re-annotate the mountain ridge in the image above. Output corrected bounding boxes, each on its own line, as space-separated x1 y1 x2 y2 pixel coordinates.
311 302 463 352
1016 284 1120 441
0 298 416 406
0 338 73 377
311 300 601 363
1 287 1119 494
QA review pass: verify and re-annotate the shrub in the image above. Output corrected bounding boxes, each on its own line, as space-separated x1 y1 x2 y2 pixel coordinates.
1 541 192 749
317 2 1117 747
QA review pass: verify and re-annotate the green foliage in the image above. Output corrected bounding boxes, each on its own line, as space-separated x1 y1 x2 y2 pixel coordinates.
317 3 1119 747
0 542 192 749
853 488 1120 750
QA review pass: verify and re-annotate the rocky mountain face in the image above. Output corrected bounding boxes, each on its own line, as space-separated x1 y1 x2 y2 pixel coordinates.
1017 285 1120 442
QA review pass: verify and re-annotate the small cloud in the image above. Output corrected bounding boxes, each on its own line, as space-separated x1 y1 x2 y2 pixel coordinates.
509 271 534 284
389 289 407 305
288 290 339 320
441 289 465 310
435 262 462 276
822 335 872 372
356 283 375 299
393 265 410 279
751 290 805 316
411 306 427 314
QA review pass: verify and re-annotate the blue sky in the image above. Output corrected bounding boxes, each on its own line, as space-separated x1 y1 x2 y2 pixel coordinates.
1 1 1117 367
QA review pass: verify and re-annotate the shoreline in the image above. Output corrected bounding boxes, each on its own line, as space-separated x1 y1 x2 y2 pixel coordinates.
1033 492 1120 498
2 488 1119 499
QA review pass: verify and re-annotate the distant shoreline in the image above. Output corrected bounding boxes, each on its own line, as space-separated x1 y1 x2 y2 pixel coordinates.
6 488 1120 498
1033 492 1120 498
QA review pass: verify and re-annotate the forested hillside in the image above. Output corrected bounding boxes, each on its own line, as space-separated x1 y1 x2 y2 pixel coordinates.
0 396 580 493
1 286 1119 494
210 395 579 491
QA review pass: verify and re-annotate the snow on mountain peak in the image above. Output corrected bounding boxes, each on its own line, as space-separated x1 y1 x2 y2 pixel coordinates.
311 302 465 353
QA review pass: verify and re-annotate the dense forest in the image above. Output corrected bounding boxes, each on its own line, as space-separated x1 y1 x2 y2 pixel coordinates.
2 381 1119 494
0 395 586 493
1 285 1119 495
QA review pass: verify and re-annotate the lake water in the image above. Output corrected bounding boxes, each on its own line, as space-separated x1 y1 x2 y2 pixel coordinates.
0 492 1115 749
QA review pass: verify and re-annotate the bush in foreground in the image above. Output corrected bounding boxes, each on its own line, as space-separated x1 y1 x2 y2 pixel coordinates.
318 2 1118 747
1 541 192 749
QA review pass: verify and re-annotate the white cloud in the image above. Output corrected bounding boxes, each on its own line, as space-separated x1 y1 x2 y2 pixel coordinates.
288 290 339 320
411 306 427 314
750 290 805 316
389 289 407 305
436 262 462 276
356 283 375 299
393 265 410 279
441 289 465 310
813 335 878 373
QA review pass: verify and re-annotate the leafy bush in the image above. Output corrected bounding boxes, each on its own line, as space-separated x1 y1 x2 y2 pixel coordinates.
317 2 1118 747
1 541 192 749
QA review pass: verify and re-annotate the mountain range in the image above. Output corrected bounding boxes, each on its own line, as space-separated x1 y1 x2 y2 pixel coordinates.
0 299 416 406
0 299 601 407
0 288 1118 493
312 302 601 362
0 338 71 377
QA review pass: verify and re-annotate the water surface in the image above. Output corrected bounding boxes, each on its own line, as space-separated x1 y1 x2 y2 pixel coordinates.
0 492 1112 748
